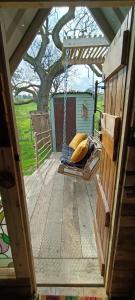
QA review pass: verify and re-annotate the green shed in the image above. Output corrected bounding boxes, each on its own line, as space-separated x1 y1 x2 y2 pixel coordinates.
50 92 94 151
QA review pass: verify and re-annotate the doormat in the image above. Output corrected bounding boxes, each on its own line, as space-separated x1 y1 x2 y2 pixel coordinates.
40 296 103 300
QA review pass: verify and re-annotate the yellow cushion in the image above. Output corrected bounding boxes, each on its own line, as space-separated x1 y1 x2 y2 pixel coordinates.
70 139 88 163
69 133 87 150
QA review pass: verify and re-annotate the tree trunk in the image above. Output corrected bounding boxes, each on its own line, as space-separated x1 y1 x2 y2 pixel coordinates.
37 77 52 112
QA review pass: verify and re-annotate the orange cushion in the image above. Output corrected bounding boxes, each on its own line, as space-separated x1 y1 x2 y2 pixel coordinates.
69 133 87 150
70 139 88 163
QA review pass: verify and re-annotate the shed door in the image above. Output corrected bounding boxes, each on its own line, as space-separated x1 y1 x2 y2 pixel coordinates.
54 97 76 151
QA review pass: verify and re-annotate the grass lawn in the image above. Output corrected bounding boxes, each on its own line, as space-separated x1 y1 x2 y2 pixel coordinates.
15 102 37 175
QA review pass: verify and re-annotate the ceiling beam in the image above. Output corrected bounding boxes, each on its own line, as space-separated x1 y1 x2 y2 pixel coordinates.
6 9 26 42
0 1 134 8
90 8 116 42
112 8 125 23
9 8 51 74
64 57 104 65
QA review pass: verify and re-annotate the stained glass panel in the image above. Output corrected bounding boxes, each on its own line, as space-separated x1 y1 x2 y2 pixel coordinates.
0 193 14 268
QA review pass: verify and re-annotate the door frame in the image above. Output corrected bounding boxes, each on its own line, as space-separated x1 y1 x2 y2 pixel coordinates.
0 3 135 297
0 21 36 296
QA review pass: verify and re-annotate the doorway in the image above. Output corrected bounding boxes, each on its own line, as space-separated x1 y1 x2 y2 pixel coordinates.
0 4 134 300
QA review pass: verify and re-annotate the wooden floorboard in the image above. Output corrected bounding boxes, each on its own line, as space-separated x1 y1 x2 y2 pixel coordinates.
39 173 64 258
24 153 102 285
61 176 82 258
75 180 97 258
34 258 103 285
30 160 59 257
85 179 97 215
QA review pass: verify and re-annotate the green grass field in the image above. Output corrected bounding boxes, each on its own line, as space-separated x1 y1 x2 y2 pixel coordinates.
15 102 37 175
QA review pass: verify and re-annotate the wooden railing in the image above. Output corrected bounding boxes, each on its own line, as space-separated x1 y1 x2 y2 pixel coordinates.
34 129 52 168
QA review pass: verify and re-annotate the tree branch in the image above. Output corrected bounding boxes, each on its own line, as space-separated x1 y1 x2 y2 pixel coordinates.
23 52 36 66
13 84 39 96
36 21 50 62
52 7 75 51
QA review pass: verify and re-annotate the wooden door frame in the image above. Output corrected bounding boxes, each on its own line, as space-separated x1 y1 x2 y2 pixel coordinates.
105 7 135 295
0 21 36 296
0 2 134 296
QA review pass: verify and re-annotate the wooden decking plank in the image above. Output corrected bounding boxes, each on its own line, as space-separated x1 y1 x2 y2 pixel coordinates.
34 258 103 285
27 173 44 219
39 158 55 180
39 173 64 258
30 159 59 257
75 181 97 258
23 175 30 186
24 158 54 196
26 159 56 219
85 179 97 214
61 176 82 258
24 171 38 196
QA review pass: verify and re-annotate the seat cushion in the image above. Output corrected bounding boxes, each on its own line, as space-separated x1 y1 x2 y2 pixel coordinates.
61 141 95 169
70 139 88 163
69 132 87 150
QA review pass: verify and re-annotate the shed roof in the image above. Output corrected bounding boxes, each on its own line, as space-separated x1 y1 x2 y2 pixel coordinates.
0 6 130 73
52 92 93 97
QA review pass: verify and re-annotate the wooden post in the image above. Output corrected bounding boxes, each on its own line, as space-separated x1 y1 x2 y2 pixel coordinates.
0 21 36 296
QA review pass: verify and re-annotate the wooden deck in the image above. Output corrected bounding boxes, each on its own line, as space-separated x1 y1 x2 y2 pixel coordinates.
24 153 103 286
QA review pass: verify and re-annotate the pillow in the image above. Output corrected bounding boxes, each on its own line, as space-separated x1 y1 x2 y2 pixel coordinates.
69 133 87 150
70 139 88 163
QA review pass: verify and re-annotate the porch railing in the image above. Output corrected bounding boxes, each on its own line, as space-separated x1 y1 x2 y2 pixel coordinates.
34 129 52 168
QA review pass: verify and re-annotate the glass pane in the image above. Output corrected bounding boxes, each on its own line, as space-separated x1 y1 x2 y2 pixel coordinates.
0 193 14 269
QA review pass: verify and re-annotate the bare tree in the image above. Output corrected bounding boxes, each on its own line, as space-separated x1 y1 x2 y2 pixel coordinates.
12 7 99 111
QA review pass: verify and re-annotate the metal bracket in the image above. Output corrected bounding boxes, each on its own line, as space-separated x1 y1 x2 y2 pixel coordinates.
128 126 135 147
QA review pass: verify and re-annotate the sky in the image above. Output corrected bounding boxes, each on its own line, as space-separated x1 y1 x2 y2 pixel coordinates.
64 65 97 92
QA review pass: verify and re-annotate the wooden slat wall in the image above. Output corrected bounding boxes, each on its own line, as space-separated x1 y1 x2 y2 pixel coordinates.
109 99 135 298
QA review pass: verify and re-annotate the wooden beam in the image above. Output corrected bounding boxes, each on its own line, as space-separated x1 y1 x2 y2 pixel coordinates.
0 1 134 8
10 8 51 74
63 36 109 48
112 8 125 23
90 8 116 42
63 57 104 65
103 10 132 79
6 9 26 42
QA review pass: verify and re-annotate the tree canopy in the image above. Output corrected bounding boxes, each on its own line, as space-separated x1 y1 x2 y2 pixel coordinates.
12 7 101 111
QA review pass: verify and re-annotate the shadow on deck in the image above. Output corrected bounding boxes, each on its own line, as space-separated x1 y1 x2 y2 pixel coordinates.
24 153 103 286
